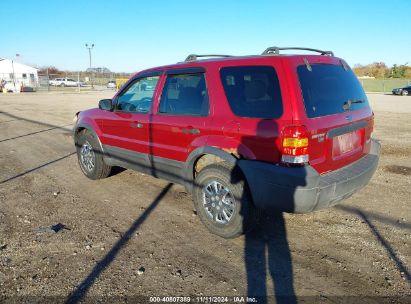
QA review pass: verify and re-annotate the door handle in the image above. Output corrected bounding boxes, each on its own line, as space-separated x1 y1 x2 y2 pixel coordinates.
182 127 200 135
130 122 143 128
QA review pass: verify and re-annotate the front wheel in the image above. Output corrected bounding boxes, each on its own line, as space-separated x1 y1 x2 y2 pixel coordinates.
75 130 112 180
402 90 408 96
193 162 258 238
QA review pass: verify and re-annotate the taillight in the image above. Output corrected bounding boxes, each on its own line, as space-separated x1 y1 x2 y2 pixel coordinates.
281 125 309 165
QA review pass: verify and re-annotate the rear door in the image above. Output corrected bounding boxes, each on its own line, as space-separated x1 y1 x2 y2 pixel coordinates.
149 68 210 180
296 60 374 174
217 64 291 163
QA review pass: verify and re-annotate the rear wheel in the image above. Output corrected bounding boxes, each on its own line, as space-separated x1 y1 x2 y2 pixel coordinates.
75 130 112 179
60 83 65 87
402 90 408 96
193 162 258 238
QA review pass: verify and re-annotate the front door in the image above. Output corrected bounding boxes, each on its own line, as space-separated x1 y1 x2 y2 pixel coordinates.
100 75 161 170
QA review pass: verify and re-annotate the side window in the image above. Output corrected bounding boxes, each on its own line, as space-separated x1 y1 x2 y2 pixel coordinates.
159 73 209 116
116 76 160 113
220 66 283 119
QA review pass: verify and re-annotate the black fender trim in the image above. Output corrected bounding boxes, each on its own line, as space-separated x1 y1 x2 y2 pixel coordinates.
184 146 238 192
73 123 105 154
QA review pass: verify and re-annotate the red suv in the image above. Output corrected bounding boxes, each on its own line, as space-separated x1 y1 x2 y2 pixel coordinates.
73 47 380 238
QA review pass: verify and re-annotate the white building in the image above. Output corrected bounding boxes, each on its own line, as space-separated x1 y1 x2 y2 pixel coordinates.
0 58 39 88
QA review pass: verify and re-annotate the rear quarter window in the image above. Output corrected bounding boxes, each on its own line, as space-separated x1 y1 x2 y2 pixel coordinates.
298 64 369 118
220 66 283 119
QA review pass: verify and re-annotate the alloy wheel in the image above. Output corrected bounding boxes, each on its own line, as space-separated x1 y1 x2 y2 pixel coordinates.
202 180 236 225
80 141 95 172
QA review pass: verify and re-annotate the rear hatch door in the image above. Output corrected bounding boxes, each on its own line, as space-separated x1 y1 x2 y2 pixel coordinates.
296 59 373 174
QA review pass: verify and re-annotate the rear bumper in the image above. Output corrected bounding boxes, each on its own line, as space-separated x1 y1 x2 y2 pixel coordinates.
239 139 381 213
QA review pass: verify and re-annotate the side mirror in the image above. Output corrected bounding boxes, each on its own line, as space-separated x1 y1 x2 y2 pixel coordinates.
98 99 112 111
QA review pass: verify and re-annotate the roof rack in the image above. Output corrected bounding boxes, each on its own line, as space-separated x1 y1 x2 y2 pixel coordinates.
185 54 233 62
262 47 334 56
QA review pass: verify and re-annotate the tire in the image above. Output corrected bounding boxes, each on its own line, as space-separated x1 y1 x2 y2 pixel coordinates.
75 130 112 180
60 83 65 87
402 90 408 96
193 162 258 238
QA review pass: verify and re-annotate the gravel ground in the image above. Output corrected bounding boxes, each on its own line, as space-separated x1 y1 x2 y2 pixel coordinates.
0 92 410 303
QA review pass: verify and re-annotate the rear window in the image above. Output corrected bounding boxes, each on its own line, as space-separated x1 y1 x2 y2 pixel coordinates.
220 66 283 119
298 64 369 118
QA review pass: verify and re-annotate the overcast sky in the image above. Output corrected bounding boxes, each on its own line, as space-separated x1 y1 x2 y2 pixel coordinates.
1 0 409 72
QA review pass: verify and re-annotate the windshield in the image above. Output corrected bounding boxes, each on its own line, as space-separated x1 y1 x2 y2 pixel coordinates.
298 64 369 118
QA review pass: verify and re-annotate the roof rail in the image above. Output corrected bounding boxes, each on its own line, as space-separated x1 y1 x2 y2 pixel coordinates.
185 54 233 62
262 47 334 56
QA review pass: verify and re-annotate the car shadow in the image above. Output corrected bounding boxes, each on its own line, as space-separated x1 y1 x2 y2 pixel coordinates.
108 166 126 177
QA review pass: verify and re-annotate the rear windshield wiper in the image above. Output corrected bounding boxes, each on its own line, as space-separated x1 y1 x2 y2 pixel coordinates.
343 99 364 111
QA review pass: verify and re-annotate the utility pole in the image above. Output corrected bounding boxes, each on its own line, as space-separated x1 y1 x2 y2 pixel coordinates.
85 43 94 89
11 59 17 92
47 67 50 91
77 71 80 92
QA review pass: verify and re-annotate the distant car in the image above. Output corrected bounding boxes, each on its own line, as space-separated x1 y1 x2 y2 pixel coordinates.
140 81 154 91
392 85 411 96
49 78 79 87
21 85 36 92
107 80 116 89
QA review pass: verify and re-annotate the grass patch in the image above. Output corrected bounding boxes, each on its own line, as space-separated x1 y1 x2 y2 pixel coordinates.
360 79 411 92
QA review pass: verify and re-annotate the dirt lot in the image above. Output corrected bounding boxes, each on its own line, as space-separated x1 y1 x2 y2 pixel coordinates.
0 92 410 303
